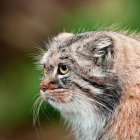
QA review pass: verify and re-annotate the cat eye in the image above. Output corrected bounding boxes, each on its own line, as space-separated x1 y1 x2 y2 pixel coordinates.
58 64 69 75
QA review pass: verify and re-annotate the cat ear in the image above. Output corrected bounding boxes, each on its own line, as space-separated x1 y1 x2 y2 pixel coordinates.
84 35 115 69
54 33 74 43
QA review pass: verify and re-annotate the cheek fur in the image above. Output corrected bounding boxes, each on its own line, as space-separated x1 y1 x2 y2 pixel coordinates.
52 92 72 103
41 90 73 103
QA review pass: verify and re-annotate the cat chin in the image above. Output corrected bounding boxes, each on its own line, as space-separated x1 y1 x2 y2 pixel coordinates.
48 98 74 111
48 99 64 111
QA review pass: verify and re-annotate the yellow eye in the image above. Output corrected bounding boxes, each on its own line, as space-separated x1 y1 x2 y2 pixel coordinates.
59 64 69 75
44 68 49 74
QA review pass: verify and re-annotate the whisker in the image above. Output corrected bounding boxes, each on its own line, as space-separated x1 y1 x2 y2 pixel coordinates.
33 96 43 126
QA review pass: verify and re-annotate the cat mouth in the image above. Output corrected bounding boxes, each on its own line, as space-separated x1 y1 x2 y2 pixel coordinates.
40 89 72 103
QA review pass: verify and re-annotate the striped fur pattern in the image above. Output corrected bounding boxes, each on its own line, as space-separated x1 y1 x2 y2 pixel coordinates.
39 31 140 140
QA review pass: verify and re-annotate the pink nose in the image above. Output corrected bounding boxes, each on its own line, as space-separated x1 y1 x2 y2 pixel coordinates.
40 79 59 92
40 84 47 92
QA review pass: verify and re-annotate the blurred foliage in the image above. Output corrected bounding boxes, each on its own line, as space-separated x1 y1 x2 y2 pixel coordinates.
0 56 38 128
0 0 140 132
59 0 140 32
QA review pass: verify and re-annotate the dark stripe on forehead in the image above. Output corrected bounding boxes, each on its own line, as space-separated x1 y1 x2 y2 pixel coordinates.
59 55 77 64
59 56 69 60
59 31 96 49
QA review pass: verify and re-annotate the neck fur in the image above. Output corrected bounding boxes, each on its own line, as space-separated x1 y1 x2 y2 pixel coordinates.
61 111 108 140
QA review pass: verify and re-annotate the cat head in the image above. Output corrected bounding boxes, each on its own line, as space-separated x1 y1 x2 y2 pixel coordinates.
39 32 121 114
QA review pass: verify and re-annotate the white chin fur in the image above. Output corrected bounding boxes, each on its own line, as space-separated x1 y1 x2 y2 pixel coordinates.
41 91 105 140
60 94 105 140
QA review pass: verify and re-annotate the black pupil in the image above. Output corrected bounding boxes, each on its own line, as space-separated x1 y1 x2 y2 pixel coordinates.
61 65 67 70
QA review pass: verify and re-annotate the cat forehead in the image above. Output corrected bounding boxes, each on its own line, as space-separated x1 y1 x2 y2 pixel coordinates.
41 51 61 65
50 32 94 50
40 33 95 65
41 33 74 65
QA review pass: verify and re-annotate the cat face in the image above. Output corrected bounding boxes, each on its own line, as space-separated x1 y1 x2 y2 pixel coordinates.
40 49 92 112
40 32 121 113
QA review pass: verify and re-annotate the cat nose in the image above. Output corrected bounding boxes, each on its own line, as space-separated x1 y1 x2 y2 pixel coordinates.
40 79 59 92
40 84 47 92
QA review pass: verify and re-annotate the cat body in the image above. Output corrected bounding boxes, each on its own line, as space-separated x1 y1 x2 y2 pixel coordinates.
39 31 140 140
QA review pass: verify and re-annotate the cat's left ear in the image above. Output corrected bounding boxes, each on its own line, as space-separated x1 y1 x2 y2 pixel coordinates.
83 35 115 69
